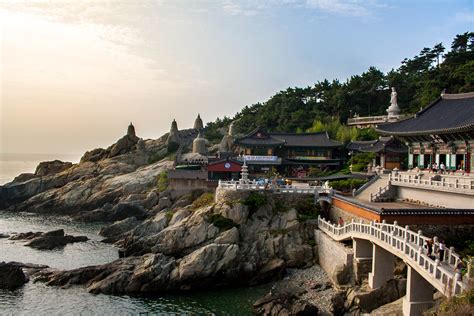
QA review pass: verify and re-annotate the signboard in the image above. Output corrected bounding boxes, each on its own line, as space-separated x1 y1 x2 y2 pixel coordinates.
243 155 278 162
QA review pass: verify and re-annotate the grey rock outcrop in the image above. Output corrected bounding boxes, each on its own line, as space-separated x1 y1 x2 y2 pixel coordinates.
0 262 29 289
35 160 73 177
10 229 89 250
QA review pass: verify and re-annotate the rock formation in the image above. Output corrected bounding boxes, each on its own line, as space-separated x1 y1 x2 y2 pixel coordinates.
35 160 73 177
35 190 318 295
192 130 208 155
218 122 234 153
10 229 88 250
0 262 29 289
109 123 140 157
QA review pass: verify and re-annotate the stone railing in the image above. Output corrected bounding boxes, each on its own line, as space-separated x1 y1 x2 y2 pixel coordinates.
317 216 468 296
347 115 388 125
389 171 474 195
369 183 393 202
353 175 380 197
218 180 333 195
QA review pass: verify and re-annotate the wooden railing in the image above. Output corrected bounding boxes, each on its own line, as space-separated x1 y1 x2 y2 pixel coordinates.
317 216 468 296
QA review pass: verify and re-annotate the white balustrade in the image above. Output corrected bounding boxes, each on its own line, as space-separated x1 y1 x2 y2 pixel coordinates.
317 216 468 297
390 171 474 195
218 179 334 196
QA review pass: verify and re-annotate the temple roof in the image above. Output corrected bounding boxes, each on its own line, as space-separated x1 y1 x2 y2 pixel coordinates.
376 92 474 136
347 137 407 154
235 127 342 148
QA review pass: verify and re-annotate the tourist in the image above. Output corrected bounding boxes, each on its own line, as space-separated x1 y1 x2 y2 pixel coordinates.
438 240 445 261
338 217 344 226
455 259 465 274
440 163 445 174
428 239 434 259
432 162 438 172
423 240 430 256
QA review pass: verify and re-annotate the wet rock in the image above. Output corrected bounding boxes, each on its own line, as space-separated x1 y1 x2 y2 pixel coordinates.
0 262 29 289
12 229 89 250
253 282 318 316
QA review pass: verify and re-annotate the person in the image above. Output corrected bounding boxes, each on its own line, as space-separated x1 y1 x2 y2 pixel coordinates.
427 239 434 259
438 240 445 261
455 259 465 274
440 162 445 174
432 162 438 172
338 217 344 226
423 240 430 256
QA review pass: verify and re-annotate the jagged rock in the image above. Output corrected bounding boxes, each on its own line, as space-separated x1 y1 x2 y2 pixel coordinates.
99 217 140 239
11 229 89 250
143 191 159 209
35 160 72 176
215 227 239 244
253 282 318 316
157 197 172 211
0 262 29 289
348 279 407 313
250 259 285 285
11 173 37 183
0 233 10 238
81 148 108 163
168 208 192 226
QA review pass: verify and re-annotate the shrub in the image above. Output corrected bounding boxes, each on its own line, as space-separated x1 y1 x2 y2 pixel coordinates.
209 214 239 231
157 171 169 192
192 192 215 209
351 163 366 172
243 192 267 214
165 210 175 222
296 196 320 222
438 289 474 315
329 179 367 192
148 148 168 164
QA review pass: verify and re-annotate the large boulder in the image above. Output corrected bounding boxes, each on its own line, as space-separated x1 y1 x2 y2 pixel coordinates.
99 217 140 239
0 262 28 289
253 282 318 316
35 160 73 177
13 229 89 250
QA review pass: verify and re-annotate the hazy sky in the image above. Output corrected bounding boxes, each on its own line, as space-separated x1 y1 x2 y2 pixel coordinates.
0 0 472 157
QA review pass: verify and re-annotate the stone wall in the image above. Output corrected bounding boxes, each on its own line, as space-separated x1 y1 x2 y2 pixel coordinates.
330 202 374 224
315 230 354 285
396 186 474 209
168 178 215 198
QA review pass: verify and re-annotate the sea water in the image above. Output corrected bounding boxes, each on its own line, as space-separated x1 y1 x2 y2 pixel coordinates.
0 212 267 315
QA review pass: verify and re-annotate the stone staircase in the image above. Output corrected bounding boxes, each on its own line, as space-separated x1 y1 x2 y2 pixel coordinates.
354 175 390 202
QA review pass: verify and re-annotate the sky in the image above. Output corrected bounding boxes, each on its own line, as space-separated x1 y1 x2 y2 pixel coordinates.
0 0 472 158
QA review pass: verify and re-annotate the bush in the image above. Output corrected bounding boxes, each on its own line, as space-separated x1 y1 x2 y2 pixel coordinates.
351 163 366 172
329 179 367 192
243 192 267 214
157 171 169 192
192 192 215 209
296 196 320 222
437 289 474 315
208 214 239 231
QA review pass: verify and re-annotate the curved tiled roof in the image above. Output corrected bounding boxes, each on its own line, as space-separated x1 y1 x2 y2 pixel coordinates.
235 127 342 147
376 92 474 135
347 137 407 154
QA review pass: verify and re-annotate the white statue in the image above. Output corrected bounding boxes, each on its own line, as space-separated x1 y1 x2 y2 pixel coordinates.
387 87 400 120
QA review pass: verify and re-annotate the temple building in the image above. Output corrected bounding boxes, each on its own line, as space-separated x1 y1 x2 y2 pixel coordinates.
234 127 344 177
347 136 407 171
376 92 474 173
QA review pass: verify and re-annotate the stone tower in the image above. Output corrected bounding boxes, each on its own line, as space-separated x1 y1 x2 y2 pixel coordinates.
194 114 204 130
166 119 181 152
127 122 136 138
192 130 208 155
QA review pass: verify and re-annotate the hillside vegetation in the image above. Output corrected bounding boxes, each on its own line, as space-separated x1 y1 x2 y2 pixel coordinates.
206 32 474 143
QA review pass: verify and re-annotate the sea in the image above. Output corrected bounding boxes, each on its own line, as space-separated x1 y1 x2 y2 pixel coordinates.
0 154 267 315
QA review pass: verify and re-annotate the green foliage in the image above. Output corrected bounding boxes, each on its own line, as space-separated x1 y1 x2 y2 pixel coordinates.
243 192 267 214
157 171 169 192
269 228 289 236
205 33 473 137
329 179 367 192
437 289 474 315
165 210 175 222
208 214 239 231
192 192 215 209
295 197 320 222
148 148 168 164
352 152 376 165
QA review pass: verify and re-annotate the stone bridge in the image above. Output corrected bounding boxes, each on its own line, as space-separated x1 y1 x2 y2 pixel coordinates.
317 216 470 316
